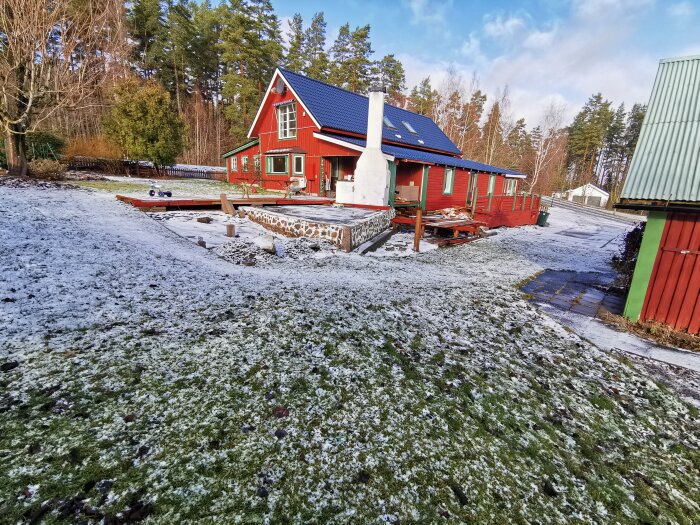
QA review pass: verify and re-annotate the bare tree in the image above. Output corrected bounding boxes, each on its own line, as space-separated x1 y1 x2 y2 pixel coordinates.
527 102 567 193
0 0 127 176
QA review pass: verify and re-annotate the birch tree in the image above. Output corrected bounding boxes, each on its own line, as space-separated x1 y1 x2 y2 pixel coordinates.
526 102 566 192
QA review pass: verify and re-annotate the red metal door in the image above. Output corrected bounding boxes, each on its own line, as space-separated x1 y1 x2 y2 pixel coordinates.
642 213 700 333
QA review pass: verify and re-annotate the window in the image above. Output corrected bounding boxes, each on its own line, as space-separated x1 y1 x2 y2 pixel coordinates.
242 155 249 172
504 178 517 196
293 155 304 175
253 155 261 173
383 116 396 129
277 102 297 139
266 155 288 175
443 167 455 195
230 156 238 172
487 174 496 195
402 120 418 134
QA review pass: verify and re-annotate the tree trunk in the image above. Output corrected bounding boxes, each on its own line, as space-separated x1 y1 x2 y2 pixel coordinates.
5 127 28 177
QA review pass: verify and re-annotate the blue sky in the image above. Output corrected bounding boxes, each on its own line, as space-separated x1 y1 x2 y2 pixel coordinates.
272 0 700 125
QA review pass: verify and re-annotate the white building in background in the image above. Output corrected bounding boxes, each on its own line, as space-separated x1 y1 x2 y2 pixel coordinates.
554 183 610 208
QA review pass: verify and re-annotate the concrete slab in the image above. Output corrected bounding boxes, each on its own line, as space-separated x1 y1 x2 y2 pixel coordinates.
262 205 377 226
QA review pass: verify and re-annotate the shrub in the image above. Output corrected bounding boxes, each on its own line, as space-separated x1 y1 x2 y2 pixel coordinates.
26 131 66 160
64 135 123 160
27 159 67 178
611 222 645 290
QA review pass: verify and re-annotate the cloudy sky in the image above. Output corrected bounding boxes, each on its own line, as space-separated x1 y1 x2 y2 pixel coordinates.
273 0 700 126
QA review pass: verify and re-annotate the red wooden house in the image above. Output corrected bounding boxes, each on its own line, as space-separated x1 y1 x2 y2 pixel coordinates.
222 67 539 227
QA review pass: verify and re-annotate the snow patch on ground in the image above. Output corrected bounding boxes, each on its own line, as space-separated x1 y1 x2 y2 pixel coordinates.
1 187 698 524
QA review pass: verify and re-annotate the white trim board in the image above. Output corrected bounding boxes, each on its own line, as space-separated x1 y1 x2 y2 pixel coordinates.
313 132 395 161
247 69 321 138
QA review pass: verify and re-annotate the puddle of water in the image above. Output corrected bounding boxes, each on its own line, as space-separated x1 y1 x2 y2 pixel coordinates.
522 269 624 317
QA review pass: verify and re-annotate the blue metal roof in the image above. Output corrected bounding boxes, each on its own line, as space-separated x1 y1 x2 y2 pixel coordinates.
320 133 525 177
278 67 462 155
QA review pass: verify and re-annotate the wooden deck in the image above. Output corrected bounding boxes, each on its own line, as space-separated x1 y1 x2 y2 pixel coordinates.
116 195 335 211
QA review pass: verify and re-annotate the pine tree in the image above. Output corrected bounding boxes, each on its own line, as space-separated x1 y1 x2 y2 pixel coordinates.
303 12 329 80
346 25 373 93
567 93 613 185
328 23 352 88
374 54 406 105
220 0 282 141
284 13 305 72
156 1 196 113
481 101 503 165
408 77 437 118
457 88 486 159
127 0 166 77
505 118 532 170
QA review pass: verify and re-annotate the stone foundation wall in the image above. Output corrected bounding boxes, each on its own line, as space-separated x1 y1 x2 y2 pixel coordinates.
242 206 395 251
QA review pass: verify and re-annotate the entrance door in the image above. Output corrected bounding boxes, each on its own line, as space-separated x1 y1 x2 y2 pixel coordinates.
642 213 700 333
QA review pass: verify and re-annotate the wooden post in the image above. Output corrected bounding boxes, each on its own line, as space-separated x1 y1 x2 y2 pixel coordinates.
522 193 527 211
221 194 234 214
226 224 235 237
530 194 535 209
472 187 479 218
487 190 492 212
512 194 517 211
413 208 423 252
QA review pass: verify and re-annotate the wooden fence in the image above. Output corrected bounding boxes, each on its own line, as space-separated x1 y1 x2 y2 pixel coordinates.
66 156 227 181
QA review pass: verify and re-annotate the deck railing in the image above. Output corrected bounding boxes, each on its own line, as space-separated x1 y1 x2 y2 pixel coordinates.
470 192 541 227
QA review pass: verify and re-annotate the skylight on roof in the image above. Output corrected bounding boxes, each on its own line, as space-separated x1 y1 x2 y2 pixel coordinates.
402 121 418 134
383 117 396 129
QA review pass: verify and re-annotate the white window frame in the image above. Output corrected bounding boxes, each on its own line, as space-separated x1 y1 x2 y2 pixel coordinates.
443 167 455 195
504 178 517 196
293 154 304 176
277 102 297 140
402 120 418 134
230 156 238 172
242 155 249 172
266 154 289 175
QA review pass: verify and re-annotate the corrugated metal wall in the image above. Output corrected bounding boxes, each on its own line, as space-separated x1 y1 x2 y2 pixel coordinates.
642 212 700 333
621 55 700 202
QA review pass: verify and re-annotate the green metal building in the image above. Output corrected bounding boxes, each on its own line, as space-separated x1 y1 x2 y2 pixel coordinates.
616 55 700 334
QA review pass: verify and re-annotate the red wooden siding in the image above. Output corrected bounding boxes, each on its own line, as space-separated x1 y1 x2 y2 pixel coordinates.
425 166 471 210
642 213 700 333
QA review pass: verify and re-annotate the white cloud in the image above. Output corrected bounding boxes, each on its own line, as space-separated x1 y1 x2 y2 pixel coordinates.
667 1 695 19
401 3 663 127
483 14 527 39
459 33 484 62
572 0 655 18
401 0 454 26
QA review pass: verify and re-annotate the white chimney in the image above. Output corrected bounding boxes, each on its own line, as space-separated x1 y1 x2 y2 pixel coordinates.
351 86 390 206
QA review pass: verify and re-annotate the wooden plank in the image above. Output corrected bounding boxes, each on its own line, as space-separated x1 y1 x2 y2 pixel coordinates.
220 194 234 215
665 215 700 328
653 214 693 323
674 219 700 331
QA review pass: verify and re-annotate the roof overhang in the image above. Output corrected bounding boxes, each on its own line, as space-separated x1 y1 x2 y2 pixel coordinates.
247 69 321 138
313 132 395 161
222 138 259 158
614 199 700 213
